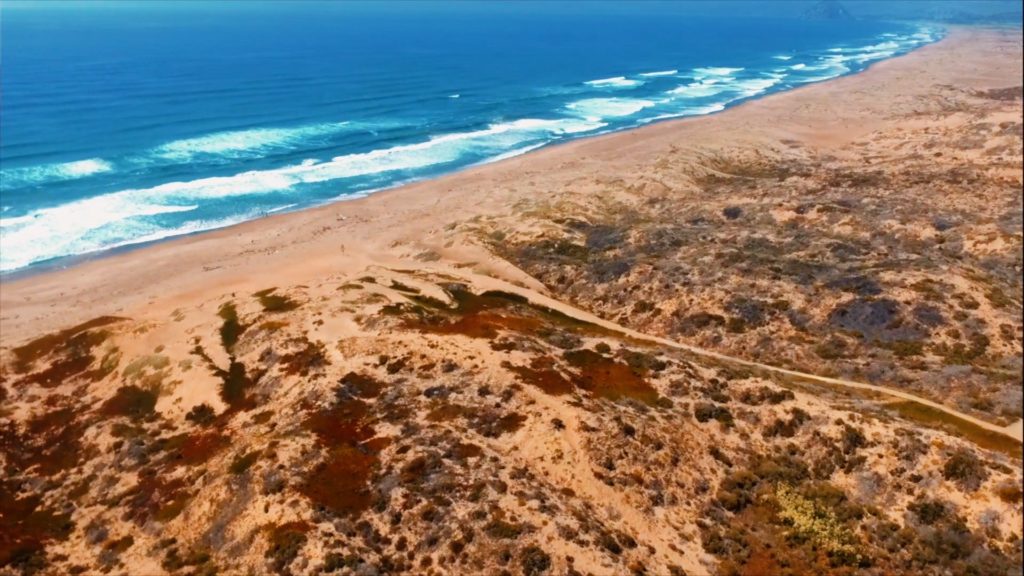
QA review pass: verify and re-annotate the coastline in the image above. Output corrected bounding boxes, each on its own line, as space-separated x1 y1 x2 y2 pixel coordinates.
0 27 1018 344
0 23 946 279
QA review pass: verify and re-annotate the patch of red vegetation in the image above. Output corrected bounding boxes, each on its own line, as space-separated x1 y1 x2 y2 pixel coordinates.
449 442 483 461
0 407 87 476
300 445 379 518
279 339 330 377
423 400 525 437
124 470 189 525
507 357 574 395
162 431 230 468
0 480 74 572
414 312 543 340
305 398 374 448
300 379 386 517
563 349 659 404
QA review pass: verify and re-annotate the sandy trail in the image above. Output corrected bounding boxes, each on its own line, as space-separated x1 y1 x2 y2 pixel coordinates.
463 270 1024 443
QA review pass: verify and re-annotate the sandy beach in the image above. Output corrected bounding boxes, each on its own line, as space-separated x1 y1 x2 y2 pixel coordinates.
1 26 1022 576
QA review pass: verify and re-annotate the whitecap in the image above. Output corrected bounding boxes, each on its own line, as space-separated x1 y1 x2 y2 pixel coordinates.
734 77 781 97
638 69 678 77
150 122 356 162
1 158 114 189
692 66 744 78
667 81 733 98
266 203 298 214
773 55 793 61
584 76 643 88
564 98 656 120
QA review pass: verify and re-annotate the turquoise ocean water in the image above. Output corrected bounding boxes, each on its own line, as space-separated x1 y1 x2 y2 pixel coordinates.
0 3 942 272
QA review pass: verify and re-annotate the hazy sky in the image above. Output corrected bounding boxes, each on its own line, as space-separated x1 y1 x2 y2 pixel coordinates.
2 0 1021 32
3 0 1022 16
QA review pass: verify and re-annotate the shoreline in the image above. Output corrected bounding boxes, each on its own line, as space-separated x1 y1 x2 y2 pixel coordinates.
0 23 948 281
0 26 1018 345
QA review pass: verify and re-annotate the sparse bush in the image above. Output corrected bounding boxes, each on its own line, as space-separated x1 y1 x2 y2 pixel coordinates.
485 519 523 540
722 206 743 220
942 448 989 491
229 451 260 475
994 480 1023 503
265 522 308 574
841 425 867 455
520 545 551 575
908 498 948 525
694 402 733 426
185 403 216 426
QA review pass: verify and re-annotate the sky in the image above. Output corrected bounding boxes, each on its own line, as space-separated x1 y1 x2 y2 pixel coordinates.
2 0 1022 16
1 1 1021 30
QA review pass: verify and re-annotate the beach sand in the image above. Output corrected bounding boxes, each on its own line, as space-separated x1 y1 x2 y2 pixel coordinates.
1 27 1021 576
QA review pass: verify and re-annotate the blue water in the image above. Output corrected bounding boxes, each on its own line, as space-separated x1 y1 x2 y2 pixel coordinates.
0 3 942 272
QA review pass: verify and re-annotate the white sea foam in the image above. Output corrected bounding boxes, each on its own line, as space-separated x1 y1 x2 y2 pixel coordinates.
789 63 807 70
0 117 605 270
812 26 940 73
475 142 549 165
1 158 114 188
795 72 846 84
823 49 896 66
151 122 354 161
640 103 727 123
734 77 782 97
584 76 643 88
638 69 678 77
829 41 901 54
0 198 198 271
266 203 298 214
773 55 793 61
692 66 744 78
667 81 731 98
564 98 656 120
56 212 263 270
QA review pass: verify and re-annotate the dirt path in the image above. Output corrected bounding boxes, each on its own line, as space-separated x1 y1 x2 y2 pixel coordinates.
470 272 1024 445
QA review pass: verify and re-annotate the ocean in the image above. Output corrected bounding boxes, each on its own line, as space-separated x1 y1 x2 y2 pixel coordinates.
0 3 942 272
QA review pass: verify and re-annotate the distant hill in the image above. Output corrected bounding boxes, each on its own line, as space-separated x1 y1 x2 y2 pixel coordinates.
803 0 854 20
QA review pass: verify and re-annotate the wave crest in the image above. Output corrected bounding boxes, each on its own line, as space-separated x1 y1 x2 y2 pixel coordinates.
1 158 114 189
151 122 356 161
584 76 643 88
